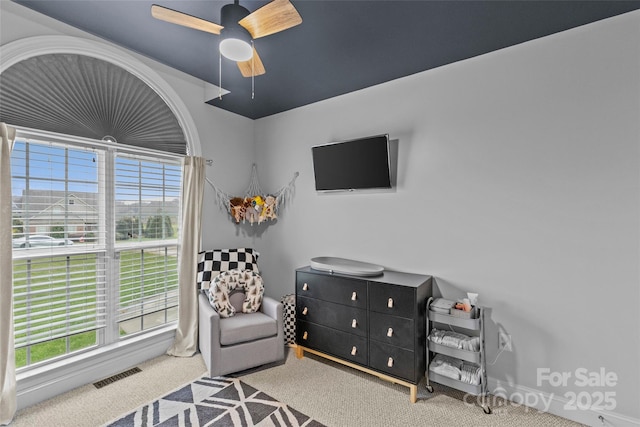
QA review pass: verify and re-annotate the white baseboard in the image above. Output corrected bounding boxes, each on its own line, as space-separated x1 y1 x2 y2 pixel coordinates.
16 327 176 410
487 377 640 427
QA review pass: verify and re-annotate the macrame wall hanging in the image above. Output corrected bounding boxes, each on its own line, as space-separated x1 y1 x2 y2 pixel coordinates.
206 164 299 225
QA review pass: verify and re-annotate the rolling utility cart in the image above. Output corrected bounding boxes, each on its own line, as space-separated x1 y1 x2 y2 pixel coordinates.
425 297 491 414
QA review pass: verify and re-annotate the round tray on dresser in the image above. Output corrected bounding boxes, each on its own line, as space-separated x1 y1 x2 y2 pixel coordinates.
309 256 384 277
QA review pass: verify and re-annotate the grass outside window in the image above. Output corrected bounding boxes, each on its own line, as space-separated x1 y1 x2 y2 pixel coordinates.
13 250 178 368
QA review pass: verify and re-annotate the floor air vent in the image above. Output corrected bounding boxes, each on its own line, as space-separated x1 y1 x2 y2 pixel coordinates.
93 367 142 389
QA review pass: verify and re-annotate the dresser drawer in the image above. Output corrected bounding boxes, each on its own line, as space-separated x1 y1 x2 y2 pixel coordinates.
296 320 368 366
296 271 367 309
369 282 415 318
296 295 367 337
369 340 416 383
369 312 414 350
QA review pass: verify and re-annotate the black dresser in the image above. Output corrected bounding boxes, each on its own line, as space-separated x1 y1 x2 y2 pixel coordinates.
295 266 432 402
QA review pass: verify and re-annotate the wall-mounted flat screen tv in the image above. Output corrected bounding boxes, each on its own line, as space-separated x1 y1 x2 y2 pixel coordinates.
312 134 392 191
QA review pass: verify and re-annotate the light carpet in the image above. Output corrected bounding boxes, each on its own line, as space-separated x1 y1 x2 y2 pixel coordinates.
11 354 209 427
239 350 584 427
12 348 584 426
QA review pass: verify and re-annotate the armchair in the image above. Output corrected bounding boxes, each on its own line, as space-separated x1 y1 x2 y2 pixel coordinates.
198 290 285 377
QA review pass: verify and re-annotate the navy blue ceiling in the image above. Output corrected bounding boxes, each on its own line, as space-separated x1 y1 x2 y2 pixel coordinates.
12 0 640 119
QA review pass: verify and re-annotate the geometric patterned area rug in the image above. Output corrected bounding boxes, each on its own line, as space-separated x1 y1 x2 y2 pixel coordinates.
104 376 325 427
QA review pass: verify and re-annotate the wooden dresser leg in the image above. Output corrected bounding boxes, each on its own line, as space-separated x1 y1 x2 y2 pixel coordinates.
295 345 304 359
409 385 417 403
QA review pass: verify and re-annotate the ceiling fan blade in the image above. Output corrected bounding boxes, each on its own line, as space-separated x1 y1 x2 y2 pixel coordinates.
237 48 266 77
238 0 302 39
151 4 223 35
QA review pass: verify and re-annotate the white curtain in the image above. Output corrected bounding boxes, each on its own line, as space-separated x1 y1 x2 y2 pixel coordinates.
167 156 205 357
0 123 16 425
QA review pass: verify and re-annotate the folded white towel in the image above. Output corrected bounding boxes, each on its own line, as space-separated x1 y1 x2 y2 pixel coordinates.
428 329 480 352
429 354 463 380
460 363 481 385
430 298 456 314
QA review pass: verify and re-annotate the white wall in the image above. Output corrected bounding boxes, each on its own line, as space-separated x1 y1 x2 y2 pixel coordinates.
254 11 640 426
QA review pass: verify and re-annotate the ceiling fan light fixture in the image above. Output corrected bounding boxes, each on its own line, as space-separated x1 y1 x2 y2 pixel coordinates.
219 2 253 62
220 37 253 62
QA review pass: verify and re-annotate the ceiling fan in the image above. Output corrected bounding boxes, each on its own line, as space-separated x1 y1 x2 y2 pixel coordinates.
151 0 302 78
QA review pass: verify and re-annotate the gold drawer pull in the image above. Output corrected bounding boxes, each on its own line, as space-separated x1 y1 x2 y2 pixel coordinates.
387 298 394 308
352 319 357 328
387 357 394 367
302 307 308 315
387 327 393 337
351 346 357 356
302 283 309 291
303 331 308 340
351 291 357 301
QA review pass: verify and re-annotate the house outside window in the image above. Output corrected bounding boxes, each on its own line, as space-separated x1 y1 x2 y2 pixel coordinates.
11 132 182 369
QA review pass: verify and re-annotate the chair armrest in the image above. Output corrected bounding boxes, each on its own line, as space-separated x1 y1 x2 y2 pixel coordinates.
260 296 282 322
261 296 284 350
199 292 220 344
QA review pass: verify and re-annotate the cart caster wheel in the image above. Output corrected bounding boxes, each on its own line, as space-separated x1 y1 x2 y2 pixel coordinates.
482 406 492 414
426 385 434 393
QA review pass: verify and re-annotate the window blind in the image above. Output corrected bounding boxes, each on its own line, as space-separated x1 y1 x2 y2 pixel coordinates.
11 130 183 368
13 253 107 347
114 155 181 243
11 140 103 249
0 53 187 154
114 153 181 333
118 247 179 323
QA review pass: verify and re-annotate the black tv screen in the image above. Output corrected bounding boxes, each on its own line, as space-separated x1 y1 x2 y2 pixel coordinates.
312 134 391 191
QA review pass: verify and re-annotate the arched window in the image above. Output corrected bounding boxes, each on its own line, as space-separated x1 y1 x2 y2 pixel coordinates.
1 36 201 370
0 35 201 155
1 53 187 154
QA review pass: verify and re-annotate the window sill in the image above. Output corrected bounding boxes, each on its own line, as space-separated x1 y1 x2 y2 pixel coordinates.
16 325 176 410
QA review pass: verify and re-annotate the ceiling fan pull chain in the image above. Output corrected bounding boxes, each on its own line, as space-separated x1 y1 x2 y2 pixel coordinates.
219 50 222 100
251 40 255 100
